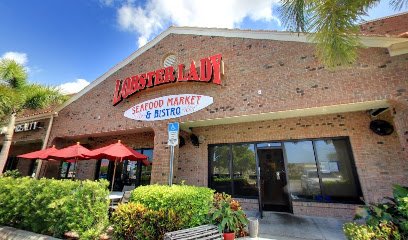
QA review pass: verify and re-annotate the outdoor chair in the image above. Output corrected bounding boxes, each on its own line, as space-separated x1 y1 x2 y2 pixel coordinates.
121 191 132 204
164 224 222 240
122 185 135 192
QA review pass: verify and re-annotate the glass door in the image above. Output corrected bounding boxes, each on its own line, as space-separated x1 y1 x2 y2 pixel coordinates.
257 143 290 212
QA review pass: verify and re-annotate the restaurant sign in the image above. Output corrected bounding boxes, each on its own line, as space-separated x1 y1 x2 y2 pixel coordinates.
124 94 213 121
112 54 223 106
14 122 41 133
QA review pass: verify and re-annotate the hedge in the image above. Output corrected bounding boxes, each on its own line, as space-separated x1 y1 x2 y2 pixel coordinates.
130 184 214 228
0 177 110 239
112 202 184 240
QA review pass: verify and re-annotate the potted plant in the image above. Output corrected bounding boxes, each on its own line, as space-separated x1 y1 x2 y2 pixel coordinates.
211 197 248 240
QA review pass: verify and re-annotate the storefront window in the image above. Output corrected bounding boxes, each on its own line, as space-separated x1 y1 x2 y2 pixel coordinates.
209 138 362 204
139 149 153 186
232 144 257 197
60 162 76 179
96 148 154 190
285 141 321 201
210 145 232 195
314 139 361 203
209 144 257 198
98 159 110 180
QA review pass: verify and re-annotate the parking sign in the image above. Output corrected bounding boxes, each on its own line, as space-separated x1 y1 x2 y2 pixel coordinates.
168 122 179 146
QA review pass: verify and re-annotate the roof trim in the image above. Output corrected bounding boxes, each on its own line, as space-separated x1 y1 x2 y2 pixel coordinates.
54 26 408 113
359 11 408 25
15 112 54 123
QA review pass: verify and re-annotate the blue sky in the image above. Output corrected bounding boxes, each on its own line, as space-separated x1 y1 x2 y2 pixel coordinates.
0 0 405 94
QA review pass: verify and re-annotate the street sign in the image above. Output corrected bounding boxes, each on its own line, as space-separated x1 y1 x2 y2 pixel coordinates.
168 122 179 146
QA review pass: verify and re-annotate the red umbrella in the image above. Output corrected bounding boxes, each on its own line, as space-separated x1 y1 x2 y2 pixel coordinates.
17 145 59 159
85 140 149 191
48 142 92 179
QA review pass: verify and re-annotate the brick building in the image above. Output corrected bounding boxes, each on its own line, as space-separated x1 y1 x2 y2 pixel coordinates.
0 103 59 177
3 13 408 219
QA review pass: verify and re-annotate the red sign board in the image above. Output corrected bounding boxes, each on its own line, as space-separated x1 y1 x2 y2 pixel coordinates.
112 53 223 105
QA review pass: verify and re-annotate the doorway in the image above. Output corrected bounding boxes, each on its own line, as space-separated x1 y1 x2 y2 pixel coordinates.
257 147 290 212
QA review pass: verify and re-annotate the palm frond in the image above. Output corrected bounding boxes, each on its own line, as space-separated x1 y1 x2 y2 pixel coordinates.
278 0 310 32
0 85 24 116
390 0 408 10
0 59 27 89
21 84 68 110
307 0 380 67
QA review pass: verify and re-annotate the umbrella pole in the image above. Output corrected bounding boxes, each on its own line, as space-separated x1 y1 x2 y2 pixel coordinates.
72 158 77 180
111 160 118 191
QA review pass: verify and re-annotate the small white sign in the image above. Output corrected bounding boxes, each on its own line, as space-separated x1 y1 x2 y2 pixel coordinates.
14 122 39 133
124 94 213 121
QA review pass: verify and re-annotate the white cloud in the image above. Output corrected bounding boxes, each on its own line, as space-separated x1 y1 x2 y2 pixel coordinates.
116 0 280 47
57 79 90 95
1 52 28 65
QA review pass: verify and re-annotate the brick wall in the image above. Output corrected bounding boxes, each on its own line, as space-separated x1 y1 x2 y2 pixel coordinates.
360 12 408 36
43 32 408 218
6 142 42 176
177 110 407 218
0 118 50 146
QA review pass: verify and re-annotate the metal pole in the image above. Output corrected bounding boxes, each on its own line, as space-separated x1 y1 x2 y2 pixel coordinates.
111 160 118 192
168 145 174 186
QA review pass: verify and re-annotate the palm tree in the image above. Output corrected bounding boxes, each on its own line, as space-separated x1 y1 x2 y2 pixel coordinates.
0 59 67 173
279 0 408 67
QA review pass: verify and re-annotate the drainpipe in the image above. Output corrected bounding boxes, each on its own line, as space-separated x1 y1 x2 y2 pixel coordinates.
35 114 55 178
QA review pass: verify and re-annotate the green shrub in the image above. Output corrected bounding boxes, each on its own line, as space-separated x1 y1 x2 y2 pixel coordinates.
0 177 110 239
344 221 401 240
2 169 22 178
112 202 183 240
343 185 407 240
130 184 214 228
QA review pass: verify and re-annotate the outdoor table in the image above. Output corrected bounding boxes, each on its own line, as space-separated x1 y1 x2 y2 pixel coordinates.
109 191 124 207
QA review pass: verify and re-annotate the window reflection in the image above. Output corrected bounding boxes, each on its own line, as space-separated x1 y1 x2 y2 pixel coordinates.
314 139 360 202
210 145 232 195
284 141 321 200
139 149 153 186
99 159 110 180
60 161 76 179
232 144 257 197
97 148 154 190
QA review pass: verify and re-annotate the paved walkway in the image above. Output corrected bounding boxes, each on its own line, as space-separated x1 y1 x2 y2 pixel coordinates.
241 212 346 240
0 226 59 240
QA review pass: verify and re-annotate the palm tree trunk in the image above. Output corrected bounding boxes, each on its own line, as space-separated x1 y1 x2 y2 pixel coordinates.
0 113 16 174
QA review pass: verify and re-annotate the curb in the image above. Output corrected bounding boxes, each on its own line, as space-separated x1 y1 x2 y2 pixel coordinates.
0 226 60 240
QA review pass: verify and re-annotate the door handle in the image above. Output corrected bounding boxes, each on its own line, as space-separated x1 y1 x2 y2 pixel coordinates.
276 171 281 180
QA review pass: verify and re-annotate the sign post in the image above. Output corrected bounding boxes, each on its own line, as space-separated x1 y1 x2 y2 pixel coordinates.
167 122 179 186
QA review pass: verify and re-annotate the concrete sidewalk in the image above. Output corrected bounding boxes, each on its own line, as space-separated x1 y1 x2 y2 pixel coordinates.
242 212 346 240
0 226 59 240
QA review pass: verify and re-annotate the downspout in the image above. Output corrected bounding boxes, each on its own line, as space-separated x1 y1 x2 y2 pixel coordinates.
35 114 55 178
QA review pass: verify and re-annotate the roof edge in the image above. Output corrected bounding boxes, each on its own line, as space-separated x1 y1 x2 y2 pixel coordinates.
359 11 408 25
54 26 408 114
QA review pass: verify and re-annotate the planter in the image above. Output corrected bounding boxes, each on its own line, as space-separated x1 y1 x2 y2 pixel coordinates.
223 232 235 240
248 217 259 238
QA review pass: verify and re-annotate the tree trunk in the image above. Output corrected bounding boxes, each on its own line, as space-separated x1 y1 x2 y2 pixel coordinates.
0 113 16 174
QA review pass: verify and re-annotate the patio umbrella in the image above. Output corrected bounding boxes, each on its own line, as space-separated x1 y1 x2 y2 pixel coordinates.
48 142 92 179
84 140 149 191
17 145 60 177
17 145 59 159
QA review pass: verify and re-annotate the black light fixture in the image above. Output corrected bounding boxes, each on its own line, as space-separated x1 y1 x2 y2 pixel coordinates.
190 134 200 147
369 120 394 136
179 136 185 148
